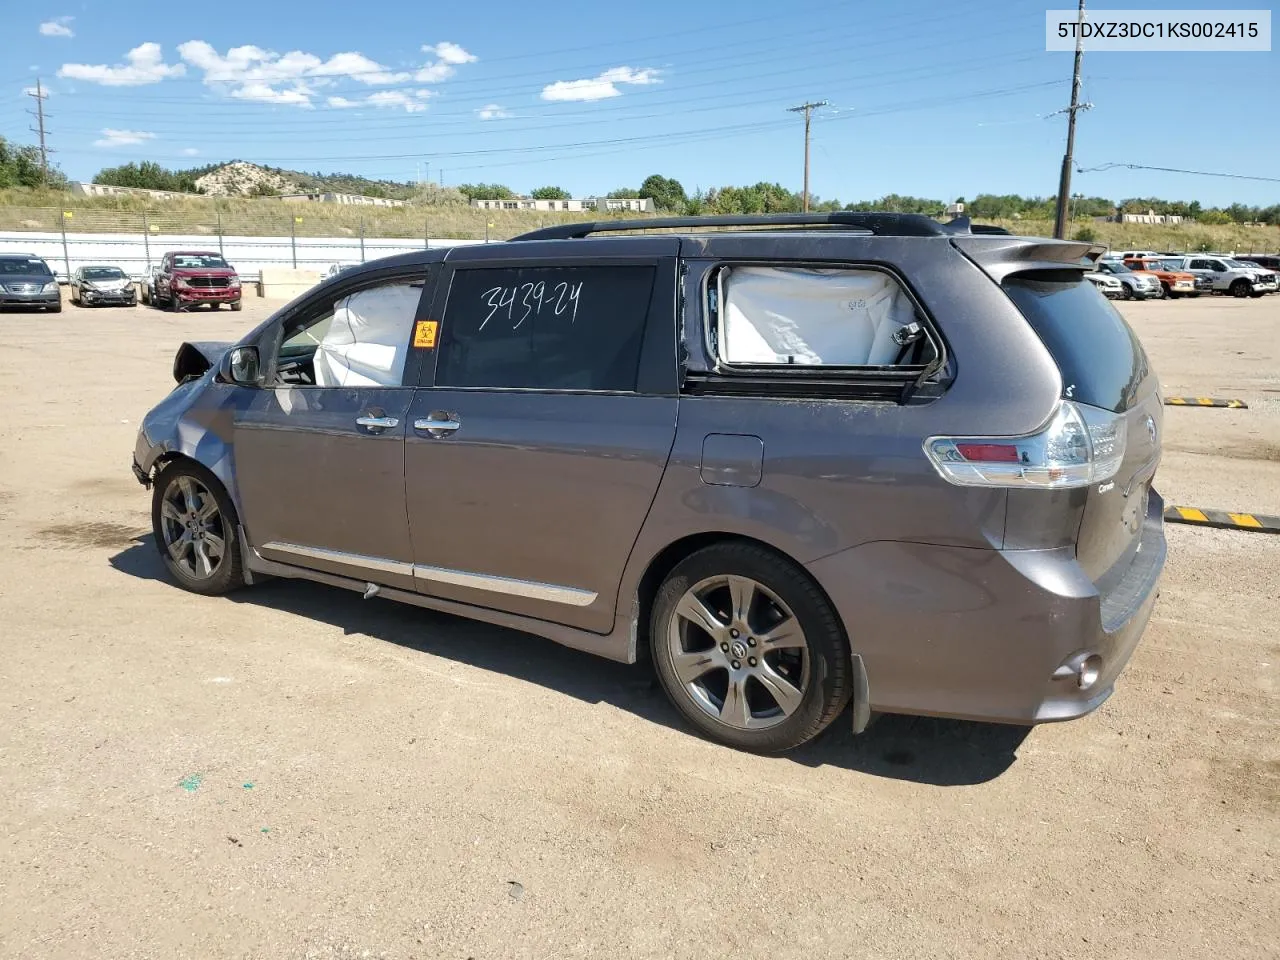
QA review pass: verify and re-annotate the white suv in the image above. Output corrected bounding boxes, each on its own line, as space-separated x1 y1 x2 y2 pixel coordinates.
1164 255 1277 298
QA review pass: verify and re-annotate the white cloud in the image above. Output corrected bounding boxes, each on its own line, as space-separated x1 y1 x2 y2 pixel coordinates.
415 41 476 83
540 66 660 102
40 17 74 38
94 128 156 148
181 147 200 156
366 90 432 113
314 52 409 85
477 104 510 120
327 96 359 108
230 81 315 107
177 41 421 107
22 85 50 97
58 43 186 86
423 42 476 65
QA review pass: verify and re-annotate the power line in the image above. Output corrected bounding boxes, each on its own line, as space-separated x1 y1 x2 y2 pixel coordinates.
787 101 828 212
1076 162 1280 184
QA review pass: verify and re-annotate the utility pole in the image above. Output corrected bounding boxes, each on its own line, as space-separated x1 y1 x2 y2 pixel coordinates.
787 100 827 212
1053 0 1088 239
27 78 52 185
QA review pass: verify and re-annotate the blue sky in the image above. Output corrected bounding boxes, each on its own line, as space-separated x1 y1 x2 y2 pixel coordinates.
4 0 1276 206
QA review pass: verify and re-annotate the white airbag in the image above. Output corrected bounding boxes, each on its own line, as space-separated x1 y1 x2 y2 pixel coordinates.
720 266 915 366
313 283 419 387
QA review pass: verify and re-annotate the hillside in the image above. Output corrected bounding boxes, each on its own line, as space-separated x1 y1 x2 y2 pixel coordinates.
190 160 416 199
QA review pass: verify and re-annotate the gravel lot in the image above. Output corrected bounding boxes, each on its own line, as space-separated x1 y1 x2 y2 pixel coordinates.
1 293 1276 960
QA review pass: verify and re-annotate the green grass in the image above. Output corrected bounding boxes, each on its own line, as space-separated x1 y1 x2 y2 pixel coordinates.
2 188 1278 251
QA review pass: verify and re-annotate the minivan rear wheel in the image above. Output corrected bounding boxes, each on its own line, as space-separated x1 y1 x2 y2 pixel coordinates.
651 543 852 753
152 460 245 595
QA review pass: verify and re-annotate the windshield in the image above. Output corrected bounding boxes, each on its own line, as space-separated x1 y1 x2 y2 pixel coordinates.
1102 261 1131 274
0 258 52 276
83 267 125 280
1227 260 1257 269
172 254 229 269
1158 260 1185 271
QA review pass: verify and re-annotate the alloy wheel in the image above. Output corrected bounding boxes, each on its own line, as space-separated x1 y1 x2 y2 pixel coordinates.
666 574 810 731
159 475 226 579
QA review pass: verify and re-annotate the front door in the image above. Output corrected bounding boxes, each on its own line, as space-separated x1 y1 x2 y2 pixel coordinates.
234 265 436 592
404 245 680 632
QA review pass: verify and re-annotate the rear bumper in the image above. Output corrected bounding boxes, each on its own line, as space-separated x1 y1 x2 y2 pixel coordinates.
807 490 1167 727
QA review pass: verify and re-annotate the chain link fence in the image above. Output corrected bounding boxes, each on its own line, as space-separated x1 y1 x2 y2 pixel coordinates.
0 206 485 280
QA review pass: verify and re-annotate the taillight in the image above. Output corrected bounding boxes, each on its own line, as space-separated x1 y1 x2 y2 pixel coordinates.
925 401 1126 489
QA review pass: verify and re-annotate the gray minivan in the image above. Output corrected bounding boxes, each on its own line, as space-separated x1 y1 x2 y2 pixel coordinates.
130 213 1166 753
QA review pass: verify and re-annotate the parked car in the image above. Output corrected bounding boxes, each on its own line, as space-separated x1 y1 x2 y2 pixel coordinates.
1094 259 1162 299
139 265 162 305
1084 270 1125 298
1123 258 1199 298
1161 255 1275 298
1224 258 1278 293
151 251 242 311
1103 249 1162 262
0 253 61 312
70 265 138 307
1235 254 1280 272
130 213 1167 754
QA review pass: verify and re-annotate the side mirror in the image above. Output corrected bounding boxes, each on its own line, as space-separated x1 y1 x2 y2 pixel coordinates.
219 345 262 386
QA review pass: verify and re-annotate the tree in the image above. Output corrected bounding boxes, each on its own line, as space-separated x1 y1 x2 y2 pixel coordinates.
530 185 571 200
638 174 687 212
94 161 199 193
456 182 516 200
0 135 66 188
606 187 641 199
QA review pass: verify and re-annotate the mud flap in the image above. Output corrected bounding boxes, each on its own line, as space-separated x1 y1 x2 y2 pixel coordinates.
851 653 871 734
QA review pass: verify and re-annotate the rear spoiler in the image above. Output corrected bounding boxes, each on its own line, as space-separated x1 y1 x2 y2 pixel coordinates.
950 235 1106 283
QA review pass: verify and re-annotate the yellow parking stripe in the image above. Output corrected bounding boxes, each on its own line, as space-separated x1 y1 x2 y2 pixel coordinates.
1167 397 1187 404
1228 513 1262 528
1196 397 1213 406
1176 507 1208 522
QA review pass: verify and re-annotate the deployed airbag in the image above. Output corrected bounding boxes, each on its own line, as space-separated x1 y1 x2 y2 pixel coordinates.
313 283 419 387
720 266 916 366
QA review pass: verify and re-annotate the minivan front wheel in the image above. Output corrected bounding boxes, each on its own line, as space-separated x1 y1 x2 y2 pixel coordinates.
651 543 852 753
152 460 245 595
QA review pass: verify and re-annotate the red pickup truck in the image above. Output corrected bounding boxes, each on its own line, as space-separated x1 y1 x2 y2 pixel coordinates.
151 251 242 312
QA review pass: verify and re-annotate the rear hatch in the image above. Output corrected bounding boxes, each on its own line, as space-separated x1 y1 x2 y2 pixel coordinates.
1002 272 1162 583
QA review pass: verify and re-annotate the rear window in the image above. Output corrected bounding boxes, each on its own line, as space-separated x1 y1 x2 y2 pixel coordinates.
1003 272 1148 413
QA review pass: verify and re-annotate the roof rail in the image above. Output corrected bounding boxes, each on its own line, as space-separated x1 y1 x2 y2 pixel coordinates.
510 211 963 242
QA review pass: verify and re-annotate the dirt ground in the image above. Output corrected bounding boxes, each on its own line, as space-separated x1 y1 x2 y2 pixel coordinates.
0 292 1276 960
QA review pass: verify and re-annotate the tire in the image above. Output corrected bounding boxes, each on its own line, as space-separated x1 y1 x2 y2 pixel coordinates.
141 285 150 305
167 292 179 312
1122 284 1134 300
151 459 246 596
1230 279 1251 298
230 300 242 312
1162 283 1173 299
650 542 852 754
71 288 80 306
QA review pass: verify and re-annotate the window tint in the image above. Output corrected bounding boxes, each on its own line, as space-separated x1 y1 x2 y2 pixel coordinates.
276 280 422 387
1190 259 1210 270
1003 272 1148 413
436 265 655 391
0 258 52 276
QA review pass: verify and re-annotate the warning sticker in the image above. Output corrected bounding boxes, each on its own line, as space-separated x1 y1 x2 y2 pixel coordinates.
413 320 439 348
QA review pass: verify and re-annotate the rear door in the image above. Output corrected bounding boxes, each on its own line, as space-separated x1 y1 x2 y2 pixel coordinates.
403 239 680 633
1002 274 1161 584
234 264 437 591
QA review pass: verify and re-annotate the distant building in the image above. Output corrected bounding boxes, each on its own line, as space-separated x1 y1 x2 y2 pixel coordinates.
71 182 191 201
280 192 406 208
1111 210 1183 225
469 196 655 213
